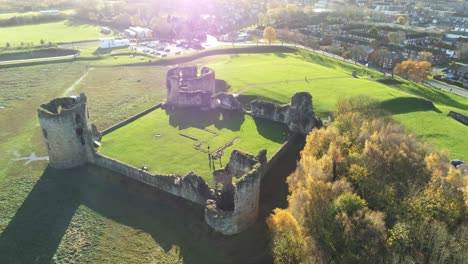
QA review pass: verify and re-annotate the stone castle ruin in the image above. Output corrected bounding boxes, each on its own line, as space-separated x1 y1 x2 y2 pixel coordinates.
166 66 243 112
38 94 99 169
250 92 318 135
38 66 320 235
166 66 216 108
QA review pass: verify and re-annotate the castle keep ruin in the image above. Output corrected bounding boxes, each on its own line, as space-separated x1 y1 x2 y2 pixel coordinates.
38 94 98 169
38 66 320 235
166 66 216 108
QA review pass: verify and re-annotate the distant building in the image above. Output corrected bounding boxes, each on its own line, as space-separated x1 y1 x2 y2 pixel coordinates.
39 10 60 16
236 33 251 41
127 27 153 39
100 27 111 34
98 38 130 49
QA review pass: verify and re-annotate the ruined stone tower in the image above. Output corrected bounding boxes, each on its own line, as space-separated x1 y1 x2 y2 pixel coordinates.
166 66 216 107
38 93 96 169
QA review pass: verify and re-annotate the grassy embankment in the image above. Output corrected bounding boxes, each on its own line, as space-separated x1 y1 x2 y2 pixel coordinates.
195 51 468 160
0 63 274 263
0 9 76 20
0 20 114 47
0 50 466 262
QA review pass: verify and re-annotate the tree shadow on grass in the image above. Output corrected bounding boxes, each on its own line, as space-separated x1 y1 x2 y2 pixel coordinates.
165 108 245 131
380 97 442 115
383 79 468 112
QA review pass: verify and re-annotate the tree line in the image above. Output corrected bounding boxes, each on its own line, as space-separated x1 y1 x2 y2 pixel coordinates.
268 96 467 263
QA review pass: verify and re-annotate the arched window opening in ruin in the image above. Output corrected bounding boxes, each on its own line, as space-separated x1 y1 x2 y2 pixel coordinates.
76 127 83 136
42 129 48 139
75 114 81 124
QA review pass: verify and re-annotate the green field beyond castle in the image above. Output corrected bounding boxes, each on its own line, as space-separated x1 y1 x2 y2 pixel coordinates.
1 49 467 263
99 108 288 185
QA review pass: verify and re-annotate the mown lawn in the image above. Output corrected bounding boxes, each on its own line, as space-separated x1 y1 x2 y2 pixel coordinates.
0 49 467 263
0 9 76 19
191 52 468 160
99 108 288 185
71 66 168 130
0 20 114 47
0 61 278 263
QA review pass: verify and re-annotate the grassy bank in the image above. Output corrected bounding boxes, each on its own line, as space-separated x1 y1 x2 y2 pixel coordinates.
0 49 467 262
0 20 114 47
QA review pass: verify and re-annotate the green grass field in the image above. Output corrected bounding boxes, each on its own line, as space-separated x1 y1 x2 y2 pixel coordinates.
0 9 76 19
0 49 467 262
71 66 168 130
99 109 288 185
189 52 468 160
0 20 114 47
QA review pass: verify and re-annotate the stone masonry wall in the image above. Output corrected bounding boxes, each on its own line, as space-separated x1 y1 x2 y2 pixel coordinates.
176 91 212 107
101 104 161 136
205 134 300 235
250 92 318 135
38 93 96 169
250 100 290 124
205 150 267 235
205 166 263 235
92 154 215 205
166 66 216 107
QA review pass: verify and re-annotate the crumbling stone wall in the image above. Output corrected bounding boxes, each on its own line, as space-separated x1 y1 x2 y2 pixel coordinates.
166 66 216 107
449 111 468 126
250 92 318 134
38 93 97 169
93 154 214 205
211 93 243 111
250 100 290 123
205 150 267 235
288 92 317 134
175 91 212 107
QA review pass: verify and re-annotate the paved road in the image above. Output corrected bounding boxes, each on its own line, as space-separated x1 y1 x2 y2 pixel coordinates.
426 80 468 98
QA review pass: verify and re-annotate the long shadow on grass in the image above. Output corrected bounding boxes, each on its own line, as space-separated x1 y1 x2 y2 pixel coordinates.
379 79 468 111
166 108 245 131
0 162 283 263
380 97 442 115
0 167 81 264
0 135 305 263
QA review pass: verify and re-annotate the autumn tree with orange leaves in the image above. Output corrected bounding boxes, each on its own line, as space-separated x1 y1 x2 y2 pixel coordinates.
267 96 467 264
394 60 432 83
